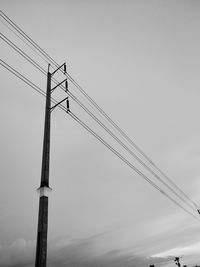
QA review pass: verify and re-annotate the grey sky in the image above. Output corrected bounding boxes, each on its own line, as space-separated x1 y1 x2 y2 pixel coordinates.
1 0 200 266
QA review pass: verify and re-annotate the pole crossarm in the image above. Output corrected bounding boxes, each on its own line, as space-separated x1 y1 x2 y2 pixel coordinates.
51 78 68 92
50 96 68 112
51 62 66 76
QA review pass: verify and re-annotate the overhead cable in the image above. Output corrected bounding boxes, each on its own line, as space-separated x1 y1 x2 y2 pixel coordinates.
67 111 200 222
0 59 66 112
1 33 196 212
1 59 199 222
0 10 198 210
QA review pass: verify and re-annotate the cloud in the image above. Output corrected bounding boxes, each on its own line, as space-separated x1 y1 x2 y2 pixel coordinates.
153 241 200 258
0 235 173 267
1 224 200 267
0 238 34 267
47 238 172 267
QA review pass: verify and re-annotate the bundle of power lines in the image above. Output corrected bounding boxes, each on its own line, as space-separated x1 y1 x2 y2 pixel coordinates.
0 10 199 222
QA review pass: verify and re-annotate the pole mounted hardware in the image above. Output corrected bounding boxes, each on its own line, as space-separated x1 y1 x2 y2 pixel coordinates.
51 78 68 93
66 97 70 112
50 96 69 112
51 62 67 76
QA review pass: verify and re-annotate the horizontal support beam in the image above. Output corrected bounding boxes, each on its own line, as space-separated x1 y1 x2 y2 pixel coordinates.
50 97 68 111
51 78 68 92
51 63 66 76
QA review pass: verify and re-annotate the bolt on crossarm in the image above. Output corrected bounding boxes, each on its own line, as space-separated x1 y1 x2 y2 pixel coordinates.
35 63 68 267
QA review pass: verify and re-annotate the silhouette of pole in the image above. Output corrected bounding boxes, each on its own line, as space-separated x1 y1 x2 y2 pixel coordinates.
34 63 68 267
35 65 51 267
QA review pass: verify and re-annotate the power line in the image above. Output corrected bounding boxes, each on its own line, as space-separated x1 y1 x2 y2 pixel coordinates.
3 31 196 212
63 74 199 210
0 11 109 126
0 59 67 113
2 9 196 211
0 32 46 75
0 11 55 68
0 59 46 97
1 11 198 212
0 17 50 67
68 111 200 222
1 58 199 222
1 30 197 213
68 90 197 211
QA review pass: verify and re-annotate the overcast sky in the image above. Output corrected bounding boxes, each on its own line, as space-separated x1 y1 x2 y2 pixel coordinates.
1 1 200 266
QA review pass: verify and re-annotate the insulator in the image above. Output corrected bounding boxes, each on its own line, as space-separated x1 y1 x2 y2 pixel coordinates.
65 79 68 90
66 98 69 110
64 63 66 73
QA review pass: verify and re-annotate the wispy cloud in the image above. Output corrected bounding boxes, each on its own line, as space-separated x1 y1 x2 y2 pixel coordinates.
153 241 200 258
0 235 174 267
0 238 34 267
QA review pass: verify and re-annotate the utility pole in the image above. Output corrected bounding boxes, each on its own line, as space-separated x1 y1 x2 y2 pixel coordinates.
35 63 69 267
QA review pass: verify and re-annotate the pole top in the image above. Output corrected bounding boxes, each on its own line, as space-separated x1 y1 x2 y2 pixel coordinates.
48 63 51 73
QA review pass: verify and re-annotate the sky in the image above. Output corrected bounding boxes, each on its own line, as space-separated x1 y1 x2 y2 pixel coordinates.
1 0 200 266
